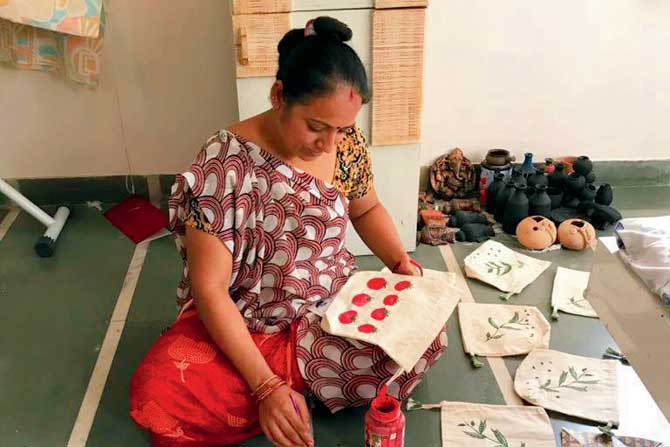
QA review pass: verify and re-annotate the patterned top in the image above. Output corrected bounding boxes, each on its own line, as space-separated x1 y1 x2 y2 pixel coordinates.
168 129 361 333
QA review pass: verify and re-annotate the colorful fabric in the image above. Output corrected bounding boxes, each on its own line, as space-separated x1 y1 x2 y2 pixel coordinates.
333 126 374 200
131 129 446 446
0 14 104 86
129 310 305 446
0 0 103 38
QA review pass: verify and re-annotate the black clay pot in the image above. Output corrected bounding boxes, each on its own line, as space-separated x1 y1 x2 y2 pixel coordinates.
596 183 613 206
511 167 527 186
550 207 583 226
578 202 623 230
546 187 563 209
548 162 568 188
585 171 596 184
528 170 549 189
529 185 552 217
485 173 506 213
573 156 593 176
562 194 580 209
580 184 597 202
503 184 529 234
455 223 495 242
449 210 489 227
494 182 516 222
565 172 586 195
525 186 536 198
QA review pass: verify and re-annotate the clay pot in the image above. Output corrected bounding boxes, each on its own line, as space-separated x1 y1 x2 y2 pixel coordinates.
546 187 563 209
494 182 516 222
578 202 623 230
455 223 495 242
596 183 613 206
585 171 596 184
485 149 515 167
486 173 506 213
580 184 597 202
503 184 529 234
556 156 577 174
550 207 583 226
511 167 527 186
528 171 549 189
558 219 597 250
449 210 488 227
529 185 552 217
547 162 568 188
562 194 580 209
519 153 536 178
516 215 557 250
565 172 586 195
544 158 555 174
573 156 593 176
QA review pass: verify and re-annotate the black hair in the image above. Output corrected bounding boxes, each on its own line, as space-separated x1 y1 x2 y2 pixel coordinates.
276 16 371 106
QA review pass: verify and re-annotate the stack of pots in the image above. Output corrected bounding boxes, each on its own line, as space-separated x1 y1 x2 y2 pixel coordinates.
489 154 621 234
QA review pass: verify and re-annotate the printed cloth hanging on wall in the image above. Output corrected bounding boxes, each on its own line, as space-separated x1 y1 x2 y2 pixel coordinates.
411 401 555 447
458 303 551 358
514 349 619 425
464 240 552 299
0 0 105 86
615 216 670 305
551 267 598 318
560 428 663 447
322 270 463 372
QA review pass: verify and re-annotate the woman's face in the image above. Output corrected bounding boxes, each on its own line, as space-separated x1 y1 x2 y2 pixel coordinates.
274 82 362 161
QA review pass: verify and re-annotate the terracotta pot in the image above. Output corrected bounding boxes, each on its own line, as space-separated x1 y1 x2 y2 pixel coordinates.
516 216 557 250
556 156 577 174
558 218 597 250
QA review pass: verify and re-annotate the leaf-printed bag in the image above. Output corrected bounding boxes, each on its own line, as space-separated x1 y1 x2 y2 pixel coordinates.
515 349 619 425
458 303 551 357
560 428 663 447
551 267 598 318
321 271 463 372
414 401 555 447
464 241 552 299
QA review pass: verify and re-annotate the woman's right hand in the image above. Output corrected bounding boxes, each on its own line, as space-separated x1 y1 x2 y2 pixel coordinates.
258 385 313 447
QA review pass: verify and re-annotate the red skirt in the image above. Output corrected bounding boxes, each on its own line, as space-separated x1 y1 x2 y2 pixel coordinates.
129 310 304 446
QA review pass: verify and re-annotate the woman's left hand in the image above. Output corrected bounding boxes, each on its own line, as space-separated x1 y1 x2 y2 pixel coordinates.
391 252 423 276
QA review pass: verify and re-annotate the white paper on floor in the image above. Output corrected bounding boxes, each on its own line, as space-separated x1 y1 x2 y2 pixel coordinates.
321 270 463 372
464 240 552 296
514 349 619 425
416 401 555 447
551 267 598 318
458 303 550 357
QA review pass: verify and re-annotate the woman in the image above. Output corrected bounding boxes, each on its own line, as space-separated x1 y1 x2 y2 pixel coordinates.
129 17 447 447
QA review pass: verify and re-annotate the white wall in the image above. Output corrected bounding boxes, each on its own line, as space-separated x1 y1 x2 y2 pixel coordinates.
0 0 239 179
2 1 669 179
421 0 670 166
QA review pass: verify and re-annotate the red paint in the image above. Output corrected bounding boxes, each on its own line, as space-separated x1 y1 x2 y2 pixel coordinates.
365 386 405 447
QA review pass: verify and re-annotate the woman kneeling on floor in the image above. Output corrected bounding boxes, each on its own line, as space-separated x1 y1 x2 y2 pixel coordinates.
129 17 446 447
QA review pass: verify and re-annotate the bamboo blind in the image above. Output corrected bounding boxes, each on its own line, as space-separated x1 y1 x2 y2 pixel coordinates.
375 0 428 8
232 13 290 78
371 7 426 145
232 0 292 15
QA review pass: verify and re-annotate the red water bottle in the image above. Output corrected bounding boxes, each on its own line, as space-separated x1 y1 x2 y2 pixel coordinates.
364 386 405 447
